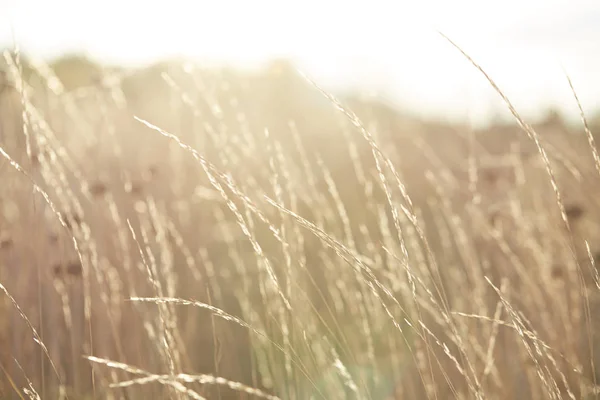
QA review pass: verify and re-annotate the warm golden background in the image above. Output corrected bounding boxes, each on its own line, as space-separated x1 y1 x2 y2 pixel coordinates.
1 2 600 399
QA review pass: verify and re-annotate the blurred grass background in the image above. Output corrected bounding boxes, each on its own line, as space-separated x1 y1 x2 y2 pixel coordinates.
1 50 600 399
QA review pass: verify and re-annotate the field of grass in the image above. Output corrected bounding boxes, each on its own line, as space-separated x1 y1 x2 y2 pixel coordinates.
1 48 600 399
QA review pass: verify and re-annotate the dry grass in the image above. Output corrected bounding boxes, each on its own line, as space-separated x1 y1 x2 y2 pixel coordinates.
1 45 600 400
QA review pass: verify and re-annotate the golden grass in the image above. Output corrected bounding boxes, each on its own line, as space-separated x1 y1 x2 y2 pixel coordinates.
0 42 600 400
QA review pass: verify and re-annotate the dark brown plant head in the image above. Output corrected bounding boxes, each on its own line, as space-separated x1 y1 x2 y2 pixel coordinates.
481 169 499 185
0 232 13 250
593 252 600 265
550 264 565 281
52 260 83 279
65 261 83 277
29 152 41 168
88 180 108 198
564 204 584 221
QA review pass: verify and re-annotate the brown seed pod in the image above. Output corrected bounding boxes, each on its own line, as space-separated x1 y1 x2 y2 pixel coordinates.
550 264 565 281
88 180 108 198
564 204 584 221
52 263 62 276
481 169 499 185
52 260 83 279
0 232 13 250
65 261 83 277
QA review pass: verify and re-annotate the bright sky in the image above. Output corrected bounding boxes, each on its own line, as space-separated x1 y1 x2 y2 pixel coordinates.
1 0 600 124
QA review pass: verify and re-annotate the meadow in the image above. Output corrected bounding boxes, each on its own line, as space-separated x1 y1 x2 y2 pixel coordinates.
1 47 600 399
